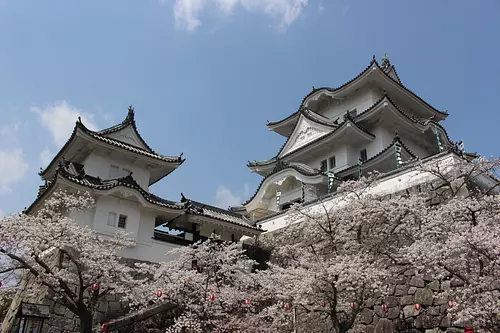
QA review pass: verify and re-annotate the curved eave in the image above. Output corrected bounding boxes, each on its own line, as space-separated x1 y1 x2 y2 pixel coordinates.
28 173 186 216
39 122 184 181
186 211 263 234
267 105 338 138
302 109 339 127
267 111 300 137
302 59 448 121
278 119 375 159
248 161 277 177
335 138 417 178
243 166 327 208
354 95 454 148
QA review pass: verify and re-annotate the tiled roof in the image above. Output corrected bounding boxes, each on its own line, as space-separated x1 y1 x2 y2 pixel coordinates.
57 163 184 209
354 94 454 146
250 118 374 169
267 111 300 127
301 109 339 127
96 106 155 153
29 163 263 233
243 161 331 206
248 157 277 168
85 128 183 163
266 56 447 128
40 120 184 178
180 194 262 232
275 118 375 159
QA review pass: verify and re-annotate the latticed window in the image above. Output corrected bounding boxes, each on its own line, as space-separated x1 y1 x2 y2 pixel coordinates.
118 215 127 229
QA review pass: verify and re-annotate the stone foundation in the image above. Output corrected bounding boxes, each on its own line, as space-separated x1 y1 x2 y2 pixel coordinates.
353 268 471 333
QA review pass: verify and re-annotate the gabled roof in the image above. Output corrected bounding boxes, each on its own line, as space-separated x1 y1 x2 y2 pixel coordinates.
96 106 155 152
266 56 448 133
39 111 184 182
249 118 374 169
276 112 341 158
243 161 332 207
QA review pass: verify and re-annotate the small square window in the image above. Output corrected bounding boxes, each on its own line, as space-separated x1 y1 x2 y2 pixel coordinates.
118 215 127 229
109 165 119 178
107 212 117 227
329 156 336 169
320 160 327 172
360 149 367 162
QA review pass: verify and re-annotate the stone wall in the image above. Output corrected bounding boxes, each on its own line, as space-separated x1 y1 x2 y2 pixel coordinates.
354 268 470 333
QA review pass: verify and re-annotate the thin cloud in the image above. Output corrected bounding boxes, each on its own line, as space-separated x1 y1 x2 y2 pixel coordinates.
0 148 29 195
39 147 53 168
31 101 97 147
164 0 309 31
214 184 250 209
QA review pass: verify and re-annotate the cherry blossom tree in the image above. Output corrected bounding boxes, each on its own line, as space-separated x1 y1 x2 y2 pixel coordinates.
124 239 295 333
124 155 500 332
401 156 500 331
0 191 137 333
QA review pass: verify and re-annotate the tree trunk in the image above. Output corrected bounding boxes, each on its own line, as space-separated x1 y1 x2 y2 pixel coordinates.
79 310 94 333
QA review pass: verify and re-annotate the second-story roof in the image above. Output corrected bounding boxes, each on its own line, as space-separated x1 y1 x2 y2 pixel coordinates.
39 107 185 185
266 55 448 136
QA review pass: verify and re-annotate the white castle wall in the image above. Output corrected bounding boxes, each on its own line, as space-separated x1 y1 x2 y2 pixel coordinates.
82 151 151 190
70 195 180 263
320 86 376 120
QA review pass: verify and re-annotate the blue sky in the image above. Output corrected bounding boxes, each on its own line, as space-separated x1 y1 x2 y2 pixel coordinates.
0 0 499 216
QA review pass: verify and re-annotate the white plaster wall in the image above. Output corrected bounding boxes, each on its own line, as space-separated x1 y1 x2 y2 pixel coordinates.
119 241 181 263
93 195 142 239
320 87 375 120
370 127 394 151
398 134 434 159
304 145 349 172
255 154 458 234
266 197 277 211
82 151 150 189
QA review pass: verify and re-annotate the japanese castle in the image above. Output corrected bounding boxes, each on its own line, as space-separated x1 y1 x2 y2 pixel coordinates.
231 55 488 232
28 107 262 263
27 54 487 261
